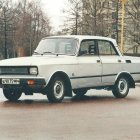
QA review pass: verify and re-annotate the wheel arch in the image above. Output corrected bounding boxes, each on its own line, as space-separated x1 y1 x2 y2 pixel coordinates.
47 71 72 97
115 72 135 88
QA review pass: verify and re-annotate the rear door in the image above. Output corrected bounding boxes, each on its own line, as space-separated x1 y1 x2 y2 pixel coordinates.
97 40 123 85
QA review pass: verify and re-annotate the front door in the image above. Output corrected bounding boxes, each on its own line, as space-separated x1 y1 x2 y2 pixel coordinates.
74 39 102 89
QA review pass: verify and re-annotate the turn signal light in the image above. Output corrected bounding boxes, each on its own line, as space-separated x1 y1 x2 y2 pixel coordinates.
28 80 35 85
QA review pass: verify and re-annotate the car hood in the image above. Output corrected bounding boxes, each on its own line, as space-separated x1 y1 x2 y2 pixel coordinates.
0 55 76 66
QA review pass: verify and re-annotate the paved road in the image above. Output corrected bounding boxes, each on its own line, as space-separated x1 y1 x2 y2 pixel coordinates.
0 87 140 140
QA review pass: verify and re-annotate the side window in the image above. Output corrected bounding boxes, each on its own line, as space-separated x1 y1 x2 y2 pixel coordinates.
79 40 97 56
98 40 118 55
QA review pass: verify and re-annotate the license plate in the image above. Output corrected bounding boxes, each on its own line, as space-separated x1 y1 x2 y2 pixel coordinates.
2 79 20 85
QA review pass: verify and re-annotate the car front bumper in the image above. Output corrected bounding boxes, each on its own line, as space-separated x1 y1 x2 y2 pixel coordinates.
0 77 47 93
0 78 46 86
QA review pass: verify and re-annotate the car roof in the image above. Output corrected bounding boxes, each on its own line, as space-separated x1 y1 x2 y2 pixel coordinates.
43 35 118 47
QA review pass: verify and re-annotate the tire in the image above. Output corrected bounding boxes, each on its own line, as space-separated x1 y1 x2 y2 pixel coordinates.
47 77 65 103
73 89 87 96
3 88 22 102
112 76 129 98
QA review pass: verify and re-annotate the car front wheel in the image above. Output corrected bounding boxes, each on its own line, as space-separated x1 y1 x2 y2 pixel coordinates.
112 77 129 98
3 88 22 101
47 77 65 103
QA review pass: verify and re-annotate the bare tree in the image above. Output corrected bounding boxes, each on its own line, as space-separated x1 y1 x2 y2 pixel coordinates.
63 0 112 36
125 0 140 53
62 0 83 35
14 0 51 56
0 0 15 59
82 0 109 36
0 0 52 59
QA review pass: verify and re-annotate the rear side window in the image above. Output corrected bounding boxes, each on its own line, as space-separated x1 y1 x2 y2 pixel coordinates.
98 40 118 55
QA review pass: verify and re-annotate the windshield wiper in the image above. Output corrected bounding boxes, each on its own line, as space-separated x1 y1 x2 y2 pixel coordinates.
55 53 75 56
37 51 75 56
43 52 55 55
33 51 41 55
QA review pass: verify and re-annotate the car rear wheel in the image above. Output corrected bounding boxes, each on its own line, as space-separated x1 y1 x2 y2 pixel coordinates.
47 77 65 103
3 88 22 101
73 89 87 96
112 77 129 98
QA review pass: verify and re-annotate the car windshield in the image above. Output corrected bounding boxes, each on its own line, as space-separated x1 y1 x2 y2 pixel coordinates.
34 38 78 55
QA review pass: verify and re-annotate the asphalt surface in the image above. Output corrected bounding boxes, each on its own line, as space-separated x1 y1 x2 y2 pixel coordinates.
0 87 140 140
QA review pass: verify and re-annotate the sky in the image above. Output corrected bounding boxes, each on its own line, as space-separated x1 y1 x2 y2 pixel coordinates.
41 0 67 32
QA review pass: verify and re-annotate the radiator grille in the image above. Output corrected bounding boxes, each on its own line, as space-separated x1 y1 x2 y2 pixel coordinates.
0 67 29 75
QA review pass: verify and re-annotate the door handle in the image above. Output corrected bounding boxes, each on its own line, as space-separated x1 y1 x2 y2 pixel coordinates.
118 60 122 63
126 60 131 63
97 60 101 63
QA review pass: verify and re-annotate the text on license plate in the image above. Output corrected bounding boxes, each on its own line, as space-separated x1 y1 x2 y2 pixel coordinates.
2 79 20 85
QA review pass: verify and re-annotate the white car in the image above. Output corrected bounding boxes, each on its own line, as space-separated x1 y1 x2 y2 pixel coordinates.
0 35 140 102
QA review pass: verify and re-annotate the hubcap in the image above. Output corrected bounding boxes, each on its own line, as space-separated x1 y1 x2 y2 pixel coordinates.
54 81 64 99
118 79 128 95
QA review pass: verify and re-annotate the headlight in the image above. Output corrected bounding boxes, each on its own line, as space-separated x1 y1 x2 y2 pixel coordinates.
29 67 38 75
